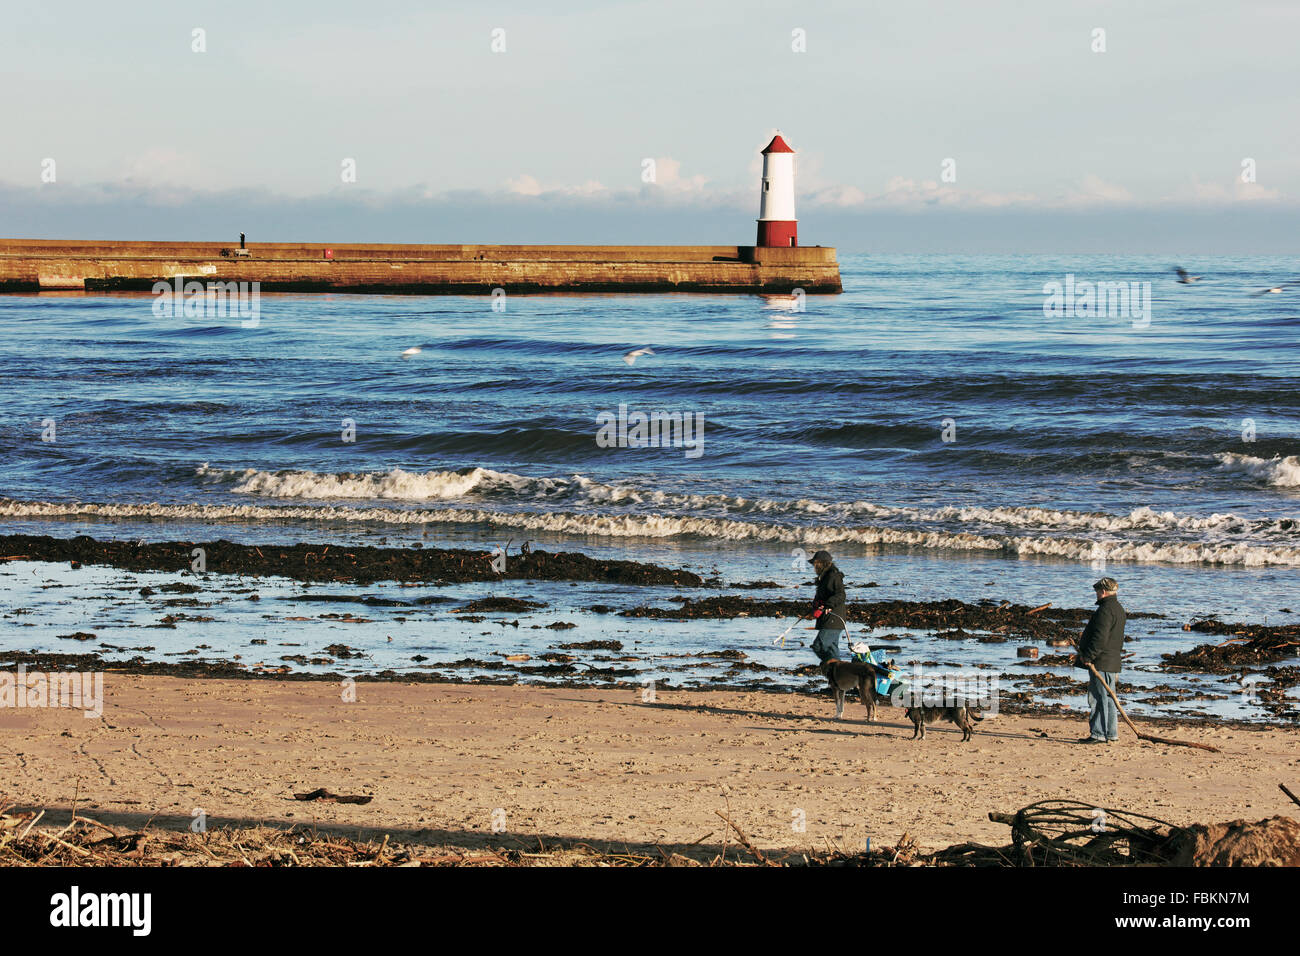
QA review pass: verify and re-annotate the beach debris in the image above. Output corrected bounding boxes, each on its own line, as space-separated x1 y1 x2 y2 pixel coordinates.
1164 619 1300 670
714 810 770 866
292 789 373 805
556 640 622 651
455 597 545 614
1281 783 1300 811
4 792 1295 868
1016 647 1039 658
1164 816 1300 867
626 595 1144 646
977 800 1181 866
0 533 705 588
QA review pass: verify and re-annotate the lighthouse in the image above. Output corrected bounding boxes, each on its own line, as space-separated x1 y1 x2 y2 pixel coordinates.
756 133 798 248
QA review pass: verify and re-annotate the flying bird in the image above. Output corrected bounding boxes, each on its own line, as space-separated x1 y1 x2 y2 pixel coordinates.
1174 267 1202 284
623 347 655 366
1249 284 1291 297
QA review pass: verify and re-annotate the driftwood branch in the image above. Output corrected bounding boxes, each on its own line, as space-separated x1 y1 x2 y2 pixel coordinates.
1280 783 1300 811
714 810 769 865
1085 663 1220 753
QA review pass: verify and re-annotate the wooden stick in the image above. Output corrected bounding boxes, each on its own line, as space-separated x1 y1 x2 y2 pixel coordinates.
714 810 768 865
1027 603 1052 616
18 810 44 840
1085 663 1220 753
1280 783 1300 811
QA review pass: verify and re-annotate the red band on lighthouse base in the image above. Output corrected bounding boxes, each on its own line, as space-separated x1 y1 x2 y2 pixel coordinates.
756 220 798 248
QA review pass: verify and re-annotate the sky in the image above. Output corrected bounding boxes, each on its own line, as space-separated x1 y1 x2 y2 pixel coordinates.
3 0 1298 252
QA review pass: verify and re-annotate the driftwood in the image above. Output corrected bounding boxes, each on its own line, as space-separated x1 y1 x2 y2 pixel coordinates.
714 809 771 865
1085 662 1220 753
986 799 1180 866
1281 783 1300 811
292 788 373 805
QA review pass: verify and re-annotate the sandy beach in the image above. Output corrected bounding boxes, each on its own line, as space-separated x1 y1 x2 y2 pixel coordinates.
3 675 1296 856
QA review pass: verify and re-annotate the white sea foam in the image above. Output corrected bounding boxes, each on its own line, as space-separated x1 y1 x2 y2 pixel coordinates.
191 465 1296 538
3 498 1299 567
1214 453 1300 488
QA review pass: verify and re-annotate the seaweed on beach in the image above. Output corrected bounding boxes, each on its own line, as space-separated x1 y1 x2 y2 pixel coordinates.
0 534 704 588
1163 619 1300 670
621 596 1100 644
454 597 546 613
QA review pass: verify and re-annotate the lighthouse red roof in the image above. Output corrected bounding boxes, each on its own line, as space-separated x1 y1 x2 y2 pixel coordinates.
761 134 795 154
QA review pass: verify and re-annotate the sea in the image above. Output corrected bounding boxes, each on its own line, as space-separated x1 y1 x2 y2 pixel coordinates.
2 254 1297 721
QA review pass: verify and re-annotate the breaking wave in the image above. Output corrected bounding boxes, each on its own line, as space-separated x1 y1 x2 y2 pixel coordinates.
191 465 1299 539
3 497 1298 568
1214 453 1300 488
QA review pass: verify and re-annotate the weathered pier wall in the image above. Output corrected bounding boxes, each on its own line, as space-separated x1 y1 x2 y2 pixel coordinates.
0 240 842 294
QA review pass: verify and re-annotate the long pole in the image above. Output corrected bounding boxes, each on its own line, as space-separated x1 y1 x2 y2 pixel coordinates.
1084 662 1220 753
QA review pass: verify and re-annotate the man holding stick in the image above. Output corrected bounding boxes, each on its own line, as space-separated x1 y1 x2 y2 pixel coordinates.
1075 576 1126 744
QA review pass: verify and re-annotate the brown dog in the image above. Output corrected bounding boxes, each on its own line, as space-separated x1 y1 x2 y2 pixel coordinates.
819 660 885 722
906 704 983 741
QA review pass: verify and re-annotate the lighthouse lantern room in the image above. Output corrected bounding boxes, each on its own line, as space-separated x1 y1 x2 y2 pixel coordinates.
756 133 798 248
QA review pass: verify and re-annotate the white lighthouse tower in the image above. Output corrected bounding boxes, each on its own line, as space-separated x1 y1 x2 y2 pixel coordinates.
756 133 797 248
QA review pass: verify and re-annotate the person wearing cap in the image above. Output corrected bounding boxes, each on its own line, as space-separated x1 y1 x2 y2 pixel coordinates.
808 550 847 663
1075 577 1126 744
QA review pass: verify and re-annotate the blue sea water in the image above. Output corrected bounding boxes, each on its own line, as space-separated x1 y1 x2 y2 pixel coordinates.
1 254 1297 719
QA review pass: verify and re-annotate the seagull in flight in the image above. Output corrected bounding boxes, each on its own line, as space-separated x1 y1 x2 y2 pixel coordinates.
623 346 655 366
1249 284 1292 297
1174 267 1203 284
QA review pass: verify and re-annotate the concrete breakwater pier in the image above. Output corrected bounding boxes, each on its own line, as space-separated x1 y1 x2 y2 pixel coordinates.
0 240 842 295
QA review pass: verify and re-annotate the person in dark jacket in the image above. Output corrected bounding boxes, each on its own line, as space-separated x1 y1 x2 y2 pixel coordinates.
1075 576 1126 743
808 550 847 663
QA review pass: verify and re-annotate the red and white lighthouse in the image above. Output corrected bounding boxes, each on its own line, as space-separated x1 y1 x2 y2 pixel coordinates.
756 133 797 248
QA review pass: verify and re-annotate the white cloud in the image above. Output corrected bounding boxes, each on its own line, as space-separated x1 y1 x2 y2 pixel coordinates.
1063 174 1135 206
1189 179 1284 203
648 157 708 192
505 174 543 197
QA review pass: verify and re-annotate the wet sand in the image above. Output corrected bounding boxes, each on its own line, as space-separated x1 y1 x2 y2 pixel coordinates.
3 675 1297 854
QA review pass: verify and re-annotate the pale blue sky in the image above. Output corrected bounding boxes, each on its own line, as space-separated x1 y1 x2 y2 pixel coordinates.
3 0 1298 251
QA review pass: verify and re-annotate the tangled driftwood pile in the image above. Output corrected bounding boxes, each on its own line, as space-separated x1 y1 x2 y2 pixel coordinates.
5 796 1296 867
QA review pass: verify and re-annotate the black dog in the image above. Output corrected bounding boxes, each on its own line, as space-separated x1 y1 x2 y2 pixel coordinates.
905 703 984 741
